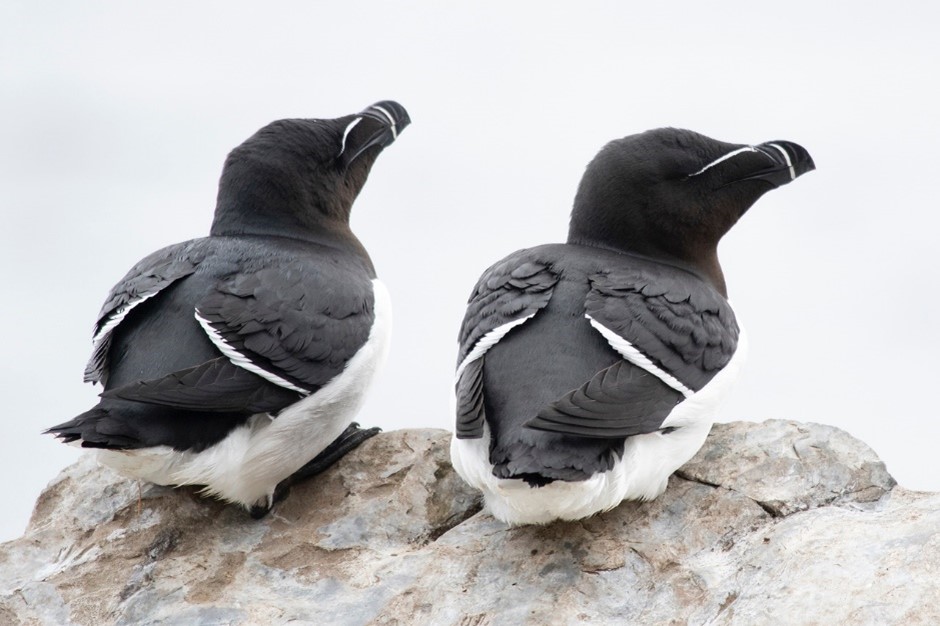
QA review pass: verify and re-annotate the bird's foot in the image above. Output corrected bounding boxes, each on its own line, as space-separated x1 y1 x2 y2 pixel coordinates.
247 422 381 519
291 422 382 482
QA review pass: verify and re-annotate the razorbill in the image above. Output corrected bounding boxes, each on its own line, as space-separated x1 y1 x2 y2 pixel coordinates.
47 101 410 516
451 128 814 525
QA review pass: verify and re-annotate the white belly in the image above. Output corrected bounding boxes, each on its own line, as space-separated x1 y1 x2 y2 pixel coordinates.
451 328 748 525
97 279 392 509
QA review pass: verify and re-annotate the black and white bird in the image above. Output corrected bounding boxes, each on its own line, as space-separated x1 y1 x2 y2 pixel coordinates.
47 101 410 515
451 128 814 524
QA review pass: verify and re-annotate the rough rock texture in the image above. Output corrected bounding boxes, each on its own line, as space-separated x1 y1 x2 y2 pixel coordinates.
2 421 938 625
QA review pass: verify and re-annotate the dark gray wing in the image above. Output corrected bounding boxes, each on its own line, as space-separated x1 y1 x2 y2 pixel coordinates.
525 263 738 439
85 240 208 385
455 357 487 438
584 267 739 392
525 361 683 438
101 357 300 413
194 259 376 395
455 251 559 438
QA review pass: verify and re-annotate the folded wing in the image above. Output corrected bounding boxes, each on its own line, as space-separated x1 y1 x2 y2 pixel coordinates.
455 252 560 438
525 265 739 438
98 251 376 414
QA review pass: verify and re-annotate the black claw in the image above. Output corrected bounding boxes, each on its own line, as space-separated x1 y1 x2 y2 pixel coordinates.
248 503 270 519
248 480 293 519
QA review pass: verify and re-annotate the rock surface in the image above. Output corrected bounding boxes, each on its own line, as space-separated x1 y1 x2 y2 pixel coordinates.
2 420 937 625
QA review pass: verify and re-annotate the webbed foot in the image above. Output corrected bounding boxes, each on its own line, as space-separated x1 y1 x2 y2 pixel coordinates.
248 422 381 519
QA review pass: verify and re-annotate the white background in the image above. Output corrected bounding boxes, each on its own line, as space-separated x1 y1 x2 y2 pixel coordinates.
2 1 938 542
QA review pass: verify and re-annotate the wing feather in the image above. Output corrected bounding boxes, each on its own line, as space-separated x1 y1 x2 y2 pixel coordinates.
526 262 738 438
584 268 738 392
454 251 560 439
84 240 207 384
102 357 301 413
196 261 375 394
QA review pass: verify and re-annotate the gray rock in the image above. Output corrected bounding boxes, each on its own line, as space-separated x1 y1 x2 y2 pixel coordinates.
2 421 937 625
678 420 897 516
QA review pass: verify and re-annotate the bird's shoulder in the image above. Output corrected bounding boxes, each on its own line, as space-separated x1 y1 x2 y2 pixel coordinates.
103 234 374 306
87 235 377 387
85 238 211 383
457 244 564 365
192 236 379 393
93 238 211 334
584 253 740 392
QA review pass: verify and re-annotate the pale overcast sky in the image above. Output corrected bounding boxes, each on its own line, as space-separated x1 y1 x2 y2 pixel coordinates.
2 1 938 541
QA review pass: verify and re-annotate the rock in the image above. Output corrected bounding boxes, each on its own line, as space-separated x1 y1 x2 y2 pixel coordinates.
2 421 938 625
678 420 897 516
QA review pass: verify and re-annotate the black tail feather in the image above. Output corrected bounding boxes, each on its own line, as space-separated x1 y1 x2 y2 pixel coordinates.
45 400 250 452
45 407 137 449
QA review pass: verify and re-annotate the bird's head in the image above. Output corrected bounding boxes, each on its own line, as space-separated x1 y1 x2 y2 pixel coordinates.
211 101 410 239
567 127 814 294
